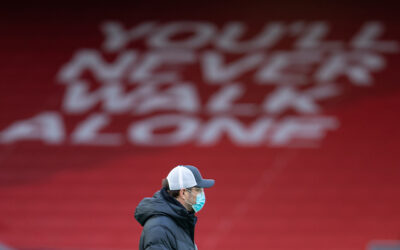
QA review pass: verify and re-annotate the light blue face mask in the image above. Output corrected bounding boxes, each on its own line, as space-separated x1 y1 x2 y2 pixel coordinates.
186 189 206 213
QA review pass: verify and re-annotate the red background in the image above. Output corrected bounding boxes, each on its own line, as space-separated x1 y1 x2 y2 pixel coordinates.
0 1 399 249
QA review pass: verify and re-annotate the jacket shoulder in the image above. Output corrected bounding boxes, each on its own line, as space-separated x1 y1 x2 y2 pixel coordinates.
142 216 177 249
144 215 178 230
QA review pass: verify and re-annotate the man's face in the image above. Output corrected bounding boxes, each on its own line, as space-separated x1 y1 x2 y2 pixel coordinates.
184 187 204 206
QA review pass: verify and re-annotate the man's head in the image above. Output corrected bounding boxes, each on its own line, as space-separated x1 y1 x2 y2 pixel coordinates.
163 165 215 212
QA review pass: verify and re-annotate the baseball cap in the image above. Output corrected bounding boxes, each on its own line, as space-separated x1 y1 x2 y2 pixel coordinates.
166 165 215 190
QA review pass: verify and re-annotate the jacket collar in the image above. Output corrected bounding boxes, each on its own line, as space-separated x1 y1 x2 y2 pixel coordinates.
160 187 197 242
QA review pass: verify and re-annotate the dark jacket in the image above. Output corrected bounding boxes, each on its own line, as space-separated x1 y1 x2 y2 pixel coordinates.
135 188 198 250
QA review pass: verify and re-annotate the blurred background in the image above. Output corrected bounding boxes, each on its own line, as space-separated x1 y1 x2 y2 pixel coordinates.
0 1 399 249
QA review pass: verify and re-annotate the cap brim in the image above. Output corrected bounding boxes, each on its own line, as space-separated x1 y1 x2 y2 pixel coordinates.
197 179 215 188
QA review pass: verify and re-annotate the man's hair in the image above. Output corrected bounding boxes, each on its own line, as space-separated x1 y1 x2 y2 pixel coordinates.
162 178 180 198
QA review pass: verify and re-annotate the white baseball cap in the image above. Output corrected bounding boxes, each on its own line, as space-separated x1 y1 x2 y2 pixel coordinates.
166 165 215 190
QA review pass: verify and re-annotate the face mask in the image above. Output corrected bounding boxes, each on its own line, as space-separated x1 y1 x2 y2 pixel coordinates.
185 189 206 213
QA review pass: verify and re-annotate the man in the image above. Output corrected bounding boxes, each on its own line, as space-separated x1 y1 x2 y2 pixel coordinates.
135 165 215 250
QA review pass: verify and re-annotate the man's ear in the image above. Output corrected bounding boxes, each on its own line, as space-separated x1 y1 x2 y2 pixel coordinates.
179 189 186 197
